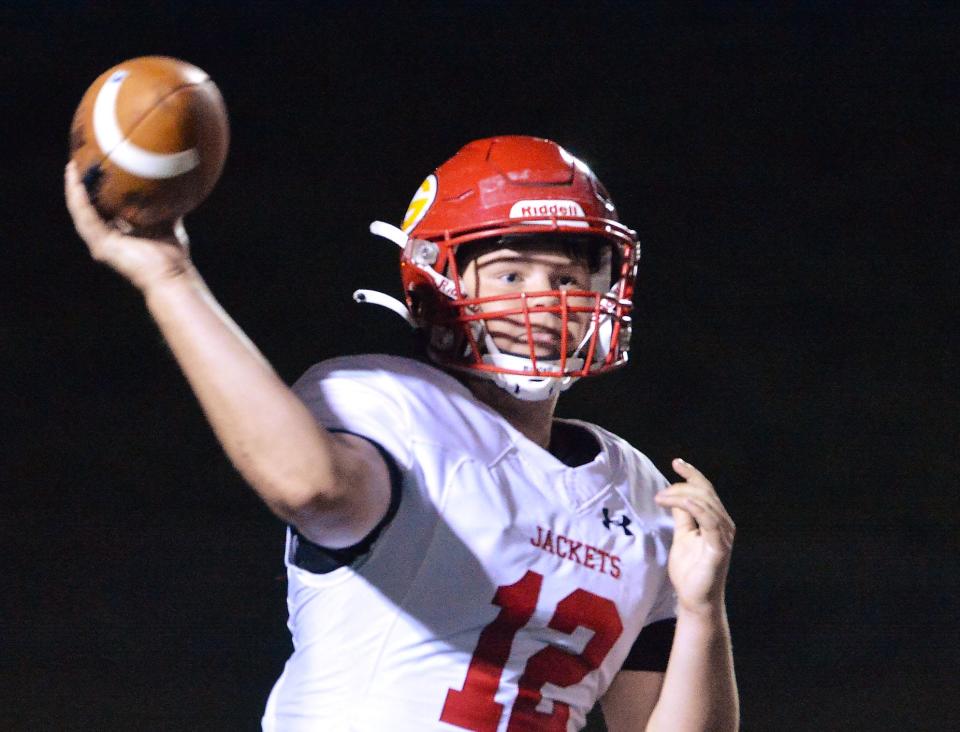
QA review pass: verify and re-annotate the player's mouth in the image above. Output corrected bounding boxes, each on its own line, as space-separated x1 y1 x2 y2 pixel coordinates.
523 326 565 346
488 323 581 359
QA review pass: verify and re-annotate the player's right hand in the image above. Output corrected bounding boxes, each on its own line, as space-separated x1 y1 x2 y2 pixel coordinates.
65 161 194 292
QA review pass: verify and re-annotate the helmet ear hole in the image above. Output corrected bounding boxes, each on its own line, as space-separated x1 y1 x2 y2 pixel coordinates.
407 283 440 323
407 286 425 320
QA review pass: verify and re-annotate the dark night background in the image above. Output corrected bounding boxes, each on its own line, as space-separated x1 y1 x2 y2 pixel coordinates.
2 2 957 730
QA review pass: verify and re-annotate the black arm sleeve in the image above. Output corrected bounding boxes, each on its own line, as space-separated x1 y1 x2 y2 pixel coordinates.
287 432 403 575
620 617 676 672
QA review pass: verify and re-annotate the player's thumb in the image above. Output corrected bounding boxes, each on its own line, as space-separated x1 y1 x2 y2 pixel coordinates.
670 505 698 533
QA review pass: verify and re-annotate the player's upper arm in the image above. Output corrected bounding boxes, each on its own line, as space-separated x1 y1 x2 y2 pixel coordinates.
600 669 665 732
288 430 393 550
286 361 411 550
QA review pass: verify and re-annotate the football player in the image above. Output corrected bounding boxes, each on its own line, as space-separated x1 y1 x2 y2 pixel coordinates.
66 135 737 731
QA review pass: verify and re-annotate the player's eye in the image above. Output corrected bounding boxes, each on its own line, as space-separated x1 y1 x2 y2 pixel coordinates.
556 274 583 288
498 272 521 285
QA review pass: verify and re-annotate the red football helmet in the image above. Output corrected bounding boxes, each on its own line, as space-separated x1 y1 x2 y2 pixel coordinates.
358 136 640 400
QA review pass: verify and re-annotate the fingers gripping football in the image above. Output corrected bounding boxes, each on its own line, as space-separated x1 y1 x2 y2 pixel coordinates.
65 161 192 291
655 458 736 614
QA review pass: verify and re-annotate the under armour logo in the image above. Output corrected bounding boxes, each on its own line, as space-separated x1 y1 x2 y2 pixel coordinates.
601 508 633 536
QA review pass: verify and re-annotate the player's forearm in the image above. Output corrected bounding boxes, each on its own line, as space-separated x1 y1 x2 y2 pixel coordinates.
142 268 344 515
644 605 738 732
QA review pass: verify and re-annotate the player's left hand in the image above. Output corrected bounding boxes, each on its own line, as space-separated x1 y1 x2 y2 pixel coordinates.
655 458 735 616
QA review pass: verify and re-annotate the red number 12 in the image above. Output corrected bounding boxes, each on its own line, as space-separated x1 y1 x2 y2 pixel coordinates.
440 570 623 731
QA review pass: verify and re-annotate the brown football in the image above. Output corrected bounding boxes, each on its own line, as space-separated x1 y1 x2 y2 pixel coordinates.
69 56 229 231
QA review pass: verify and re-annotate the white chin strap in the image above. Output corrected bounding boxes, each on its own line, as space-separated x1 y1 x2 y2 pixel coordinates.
474 332 583 401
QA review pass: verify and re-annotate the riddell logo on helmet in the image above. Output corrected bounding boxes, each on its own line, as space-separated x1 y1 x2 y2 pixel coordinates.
509 200 588 227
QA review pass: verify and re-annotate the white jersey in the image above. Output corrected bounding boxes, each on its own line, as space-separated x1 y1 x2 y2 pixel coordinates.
263 355 675 732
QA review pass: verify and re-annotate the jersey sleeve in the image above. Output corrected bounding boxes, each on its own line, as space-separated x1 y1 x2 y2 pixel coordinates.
620 568 678 672
645 564 678 626
287 433 404 573
291 359 414 469
286 359 416 574
615 441 678 672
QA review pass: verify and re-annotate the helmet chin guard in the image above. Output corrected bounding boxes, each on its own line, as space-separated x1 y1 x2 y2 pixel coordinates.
475 333 585 402
357 136 640 401
478 354 581 401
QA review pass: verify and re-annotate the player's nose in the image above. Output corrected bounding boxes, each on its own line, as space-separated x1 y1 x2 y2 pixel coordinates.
523 268 557 299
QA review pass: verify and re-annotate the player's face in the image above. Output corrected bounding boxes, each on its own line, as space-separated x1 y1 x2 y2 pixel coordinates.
458 239 596 360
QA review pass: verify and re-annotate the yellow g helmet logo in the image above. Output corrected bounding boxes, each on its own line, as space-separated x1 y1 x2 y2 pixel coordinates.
401 174 437 233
